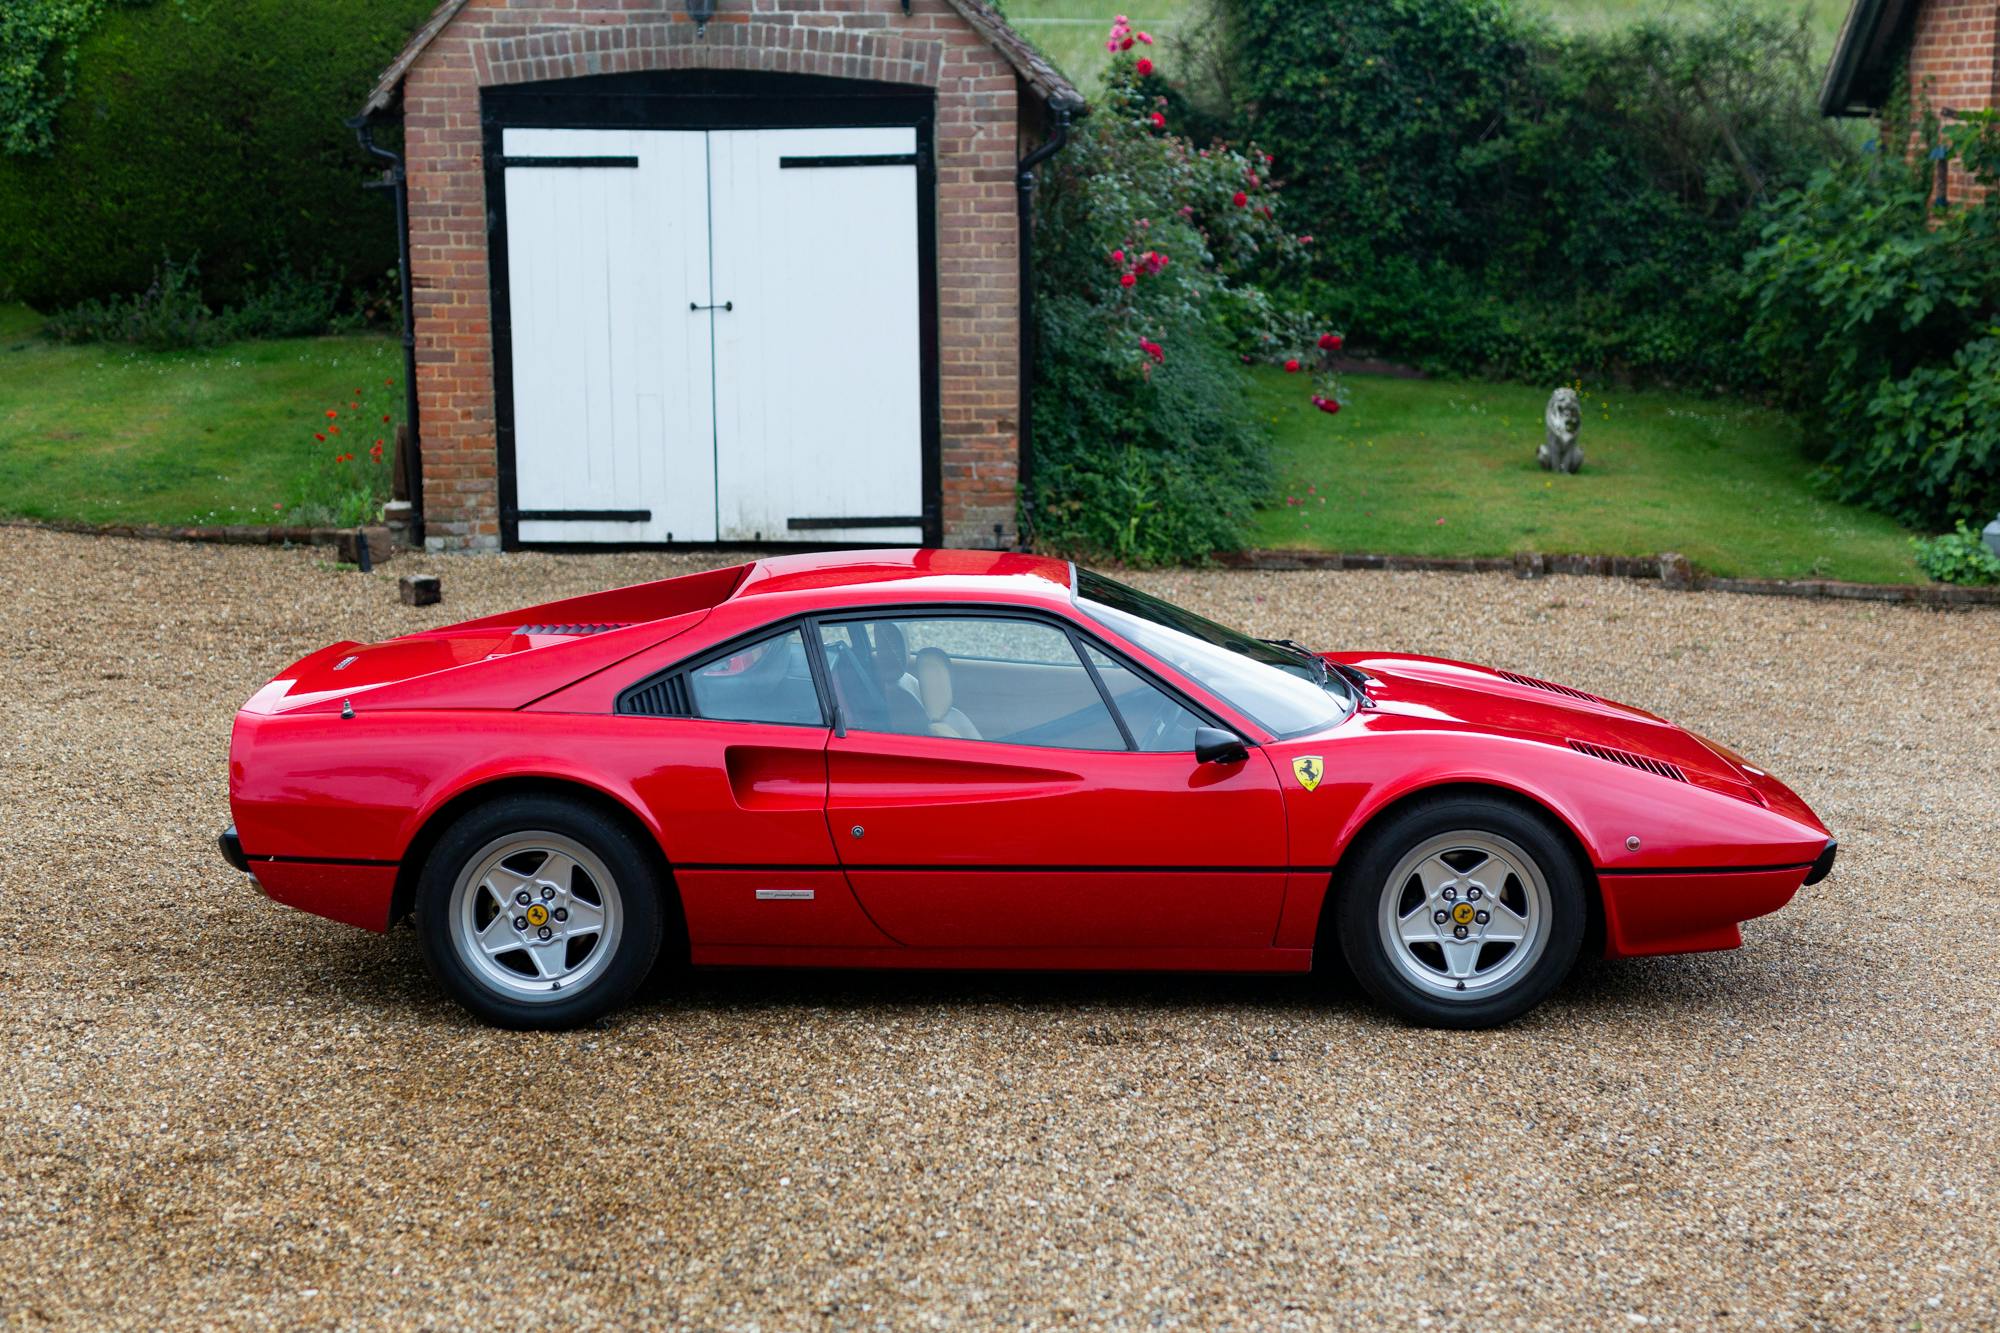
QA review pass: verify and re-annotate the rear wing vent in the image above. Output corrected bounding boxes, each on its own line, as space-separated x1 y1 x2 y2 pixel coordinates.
619 673 691 718
1567 739 1688 783
517 622 630 636
1498 669 1603 703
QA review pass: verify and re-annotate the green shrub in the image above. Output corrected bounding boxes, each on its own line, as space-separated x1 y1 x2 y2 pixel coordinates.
1741 112 2000 528
42 255 351 347
1911 521 2000 587
0 0 434 311
0 0 138 157
1029 24 1337 564
1201 0 1841 385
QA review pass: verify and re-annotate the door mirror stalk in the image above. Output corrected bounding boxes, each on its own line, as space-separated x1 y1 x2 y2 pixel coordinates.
1193 727 1250 765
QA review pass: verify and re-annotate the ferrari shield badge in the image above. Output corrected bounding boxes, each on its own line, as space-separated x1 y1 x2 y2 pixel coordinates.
1291 756 1325 791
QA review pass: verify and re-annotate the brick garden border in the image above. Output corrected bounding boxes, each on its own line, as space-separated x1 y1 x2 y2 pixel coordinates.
2 519 396 565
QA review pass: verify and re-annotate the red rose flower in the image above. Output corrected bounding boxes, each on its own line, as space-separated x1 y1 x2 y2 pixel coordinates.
1318 332 1344 351
1149 112 1165 129
1120 272 1136 288
1284 359 1301 373
1120 35 1134 50
1110 249 1125 264
1232 191 1248 207
1135 57 1154 77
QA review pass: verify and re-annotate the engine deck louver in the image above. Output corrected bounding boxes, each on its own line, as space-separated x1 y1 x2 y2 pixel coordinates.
1567 739 1688 783
1498 669 1602 703
516 622 629 636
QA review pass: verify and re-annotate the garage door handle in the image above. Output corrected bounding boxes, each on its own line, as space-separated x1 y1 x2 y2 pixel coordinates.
690 300 733 312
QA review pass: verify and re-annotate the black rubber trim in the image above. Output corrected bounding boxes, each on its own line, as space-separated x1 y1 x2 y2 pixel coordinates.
1597 861 1815 877
249 853 400 868
218 826 249 873
1803 839 1838 886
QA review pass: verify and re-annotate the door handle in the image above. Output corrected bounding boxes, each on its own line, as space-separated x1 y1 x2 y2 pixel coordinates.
689 300 733 312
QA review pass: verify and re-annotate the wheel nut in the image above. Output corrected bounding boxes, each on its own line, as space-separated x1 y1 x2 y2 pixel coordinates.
513 916 527 931
554 907 568 922
1475 910 1490 925
541 886 555 901
1443 887 1457 901
1433 909 1449 925
515 891 531 906
1453 924 1469 940
538 926 553 941
1467 886 1483 901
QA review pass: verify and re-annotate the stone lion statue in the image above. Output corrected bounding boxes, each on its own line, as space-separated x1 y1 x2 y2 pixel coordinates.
1538 387 1583 474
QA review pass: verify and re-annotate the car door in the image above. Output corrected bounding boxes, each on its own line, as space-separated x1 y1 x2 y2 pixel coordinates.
816 610 1290 951
619 623 893 950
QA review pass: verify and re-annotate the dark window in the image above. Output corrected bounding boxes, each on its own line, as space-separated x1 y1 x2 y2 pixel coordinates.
1083 645 1205 752
818 616 1124 750
686 627 823 726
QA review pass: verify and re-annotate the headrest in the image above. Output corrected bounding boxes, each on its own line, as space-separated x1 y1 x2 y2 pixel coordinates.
912 647 953 722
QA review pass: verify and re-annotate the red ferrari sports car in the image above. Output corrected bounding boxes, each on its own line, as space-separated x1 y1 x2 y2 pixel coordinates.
222 549 1834 1029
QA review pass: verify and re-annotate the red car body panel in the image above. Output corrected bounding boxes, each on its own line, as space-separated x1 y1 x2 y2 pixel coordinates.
226 549 1831 970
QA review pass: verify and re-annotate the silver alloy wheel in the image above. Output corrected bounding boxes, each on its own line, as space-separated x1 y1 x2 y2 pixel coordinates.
448 831 623 1003
1376 830 1551 1000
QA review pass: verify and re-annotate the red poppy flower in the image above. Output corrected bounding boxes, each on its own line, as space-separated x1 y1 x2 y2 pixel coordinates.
325 409 338 419
1120 272 1136 288
1284 359 1301 373
1232 191 1248 208
382 414 391 423
384 378 394 387
353 388 362 396
1136 58 1154 77
330 426 340 435
314 432 325 442
371 442 385 462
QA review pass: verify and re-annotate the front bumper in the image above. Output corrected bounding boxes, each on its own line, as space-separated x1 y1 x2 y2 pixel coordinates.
1804 839 1838 886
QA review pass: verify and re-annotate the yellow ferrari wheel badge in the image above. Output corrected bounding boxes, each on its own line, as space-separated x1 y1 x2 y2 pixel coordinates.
1291 756 1324 791
525 903 549 928
1452 902 1476 926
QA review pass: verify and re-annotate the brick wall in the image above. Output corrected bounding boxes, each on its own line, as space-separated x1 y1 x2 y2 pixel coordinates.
1907 0 2000 204
399 0 1024 550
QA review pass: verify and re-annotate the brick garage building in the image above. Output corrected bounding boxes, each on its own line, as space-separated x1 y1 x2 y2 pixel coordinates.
355 0 1081 552
1822 0 1999 203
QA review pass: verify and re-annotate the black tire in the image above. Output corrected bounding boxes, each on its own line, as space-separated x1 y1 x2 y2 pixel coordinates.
415 794 663 1029
1334 795 1585 1029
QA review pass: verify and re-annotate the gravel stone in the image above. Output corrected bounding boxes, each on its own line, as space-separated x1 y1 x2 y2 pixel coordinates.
2 528 1996 1329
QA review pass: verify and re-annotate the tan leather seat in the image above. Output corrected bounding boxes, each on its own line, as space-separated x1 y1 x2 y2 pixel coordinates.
912 647 981 740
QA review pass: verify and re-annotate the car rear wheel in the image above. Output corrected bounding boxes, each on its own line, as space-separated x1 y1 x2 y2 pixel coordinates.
415 795 662 1029
1336 796 1584 1029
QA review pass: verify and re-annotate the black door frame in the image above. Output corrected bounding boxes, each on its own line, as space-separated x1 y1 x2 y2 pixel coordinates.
482 70 942 551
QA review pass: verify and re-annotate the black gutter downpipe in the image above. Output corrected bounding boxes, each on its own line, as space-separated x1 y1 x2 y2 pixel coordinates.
347 112 425 548
1015 101 1074 550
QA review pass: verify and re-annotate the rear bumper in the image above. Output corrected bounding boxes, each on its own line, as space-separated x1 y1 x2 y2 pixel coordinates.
221 824 396 933
1804 839 1838 886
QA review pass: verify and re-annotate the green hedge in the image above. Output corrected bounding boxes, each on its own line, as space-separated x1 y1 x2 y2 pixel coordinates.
1210 0 1844 386
0 0 434 311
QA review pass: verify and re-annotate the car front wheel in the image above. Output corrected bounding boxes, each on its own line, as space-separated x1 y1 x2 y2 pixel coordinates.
415 795 662 1029
1336 796 1585 1028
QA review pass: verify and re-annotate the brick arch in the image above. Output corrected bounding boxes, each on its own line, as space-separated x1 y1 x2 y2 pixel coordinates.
472 22 946 92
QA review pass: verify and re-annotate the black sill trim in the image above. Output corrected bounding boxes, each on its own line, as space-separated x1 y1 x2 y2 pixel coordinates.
515 509 652 523
786 515 925 530
1596 861 1814 877
677 863 1328 875
778 153 918 169
251 854 400 868
502 155 639 168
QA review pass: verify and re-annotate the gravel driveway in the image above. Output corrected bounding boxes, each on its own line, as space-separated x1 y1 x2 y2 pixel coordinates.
4 527 1997 1329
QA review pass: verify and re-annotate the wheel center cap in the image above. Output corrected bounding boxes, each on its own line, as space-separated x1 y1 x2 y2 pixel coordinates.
525 903 549 928
1451 902 1476 926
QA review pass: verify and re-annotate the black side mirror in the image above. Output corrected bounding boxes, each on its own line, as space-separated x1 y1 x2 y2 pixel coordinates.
1193 726 1249 765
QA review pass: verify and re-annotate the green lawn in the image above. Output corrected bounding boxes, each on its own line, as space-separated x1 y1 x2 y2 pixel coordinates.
1004 0 1849 94
1247 368 1922 583
0 305 400 527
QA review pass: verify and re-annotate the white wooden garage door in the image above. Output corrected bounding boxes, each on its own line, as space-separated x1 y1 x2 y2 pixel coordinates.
501 126 924 545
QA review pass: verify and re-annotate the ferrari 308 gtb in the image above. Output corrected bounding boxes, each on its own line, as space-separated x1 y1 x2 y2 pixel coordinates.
222 549 1835 1029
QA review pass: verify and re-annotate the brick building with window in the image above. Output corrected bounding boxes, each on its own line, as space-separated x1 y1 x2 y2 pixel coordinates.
354 0 1083 552
1822 0 1999 203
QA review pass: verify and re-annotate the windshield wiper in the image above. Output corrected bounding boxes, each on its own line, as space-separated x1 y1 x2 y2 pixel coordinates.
1263 637 1329 684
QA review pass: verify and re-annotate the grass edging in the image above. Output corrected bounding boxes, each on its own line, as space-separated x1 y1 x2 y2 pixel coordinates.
1221 548 2000 607
2 517 399 563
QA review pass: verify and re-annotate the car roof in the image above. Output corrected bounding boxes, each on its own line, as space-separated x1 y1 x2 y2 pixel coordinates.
730 548 1075 608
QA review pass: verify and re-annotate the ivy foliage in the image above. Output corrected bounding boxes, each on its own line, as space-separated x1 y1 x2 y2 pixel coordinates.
1741 112 2000 530
0 0 435 310
0 0 140 157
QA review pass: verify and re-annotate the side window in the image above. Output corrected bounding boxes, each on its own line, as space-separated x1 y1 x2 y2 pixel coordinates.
686 627 823 726
817 616 1125 750
1084 645 1206 753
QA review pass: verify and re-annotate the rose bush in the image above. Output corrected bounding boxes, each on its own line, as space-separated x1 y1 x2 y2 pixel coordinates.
1029 17 1342 563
